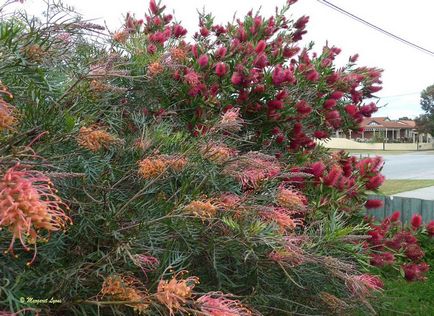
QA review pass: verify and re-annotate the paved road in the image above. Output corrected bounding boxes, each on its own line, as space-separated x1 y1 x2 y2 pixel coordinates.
356 152 434 179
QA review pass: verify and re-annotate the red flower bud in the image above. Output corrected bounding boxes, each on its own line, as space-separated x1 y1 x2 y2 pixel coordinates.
426 221 434 236
255 40 267 53
411 214 423 230
149 0 158 14
310 161 326 178
323 99 337 110
294 15 309 29
231 72 243 85
173 24 187 38
365 199 383 209
147 44 157 54
215 62 228 77
313 130 328 139
198 54 209 68
200 27 210 37
330 91 344 99
216 46 227 58
390 211 401 222
306 69 319 82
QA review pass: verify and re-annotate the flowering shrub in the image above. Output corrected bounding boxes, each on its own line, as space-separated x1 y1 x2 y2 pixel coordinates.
365 212 433 281
117 0 382 152
0 0 431 315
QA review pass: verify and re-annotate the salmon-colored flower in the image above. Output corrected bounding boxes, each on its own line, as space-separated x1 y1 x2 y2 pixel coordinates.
218 108 244 132
197 292 253 316
276 187 307 211
101 275 149 314
347 274 383 298
184 200 218 219
156 271 199 315
77 126 119 152
132 253 159 277
216 193 242 210
0 164 71 264
223 152 281 188
260 207 303 232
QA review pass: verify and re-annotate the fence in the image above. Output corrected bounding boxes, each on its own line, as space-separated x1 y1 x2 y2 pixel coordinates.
318 138 434 151
367 195 434 223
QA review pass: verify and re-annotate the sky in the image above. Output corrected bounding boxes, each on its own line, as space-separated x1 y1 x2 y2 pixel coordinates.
6 0 434 119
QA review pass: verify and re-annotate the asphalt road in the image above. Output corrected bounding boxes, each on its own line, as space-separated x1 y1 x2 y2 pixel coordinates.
377 152 434 179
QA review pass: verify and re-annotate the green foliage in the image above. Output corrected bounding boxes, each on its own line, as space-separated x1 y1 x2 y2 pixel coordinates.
0 1 413 316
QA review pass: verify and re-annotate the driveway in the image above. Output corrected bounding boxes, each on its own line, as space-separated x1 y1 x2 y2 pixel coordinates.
354 152 434 179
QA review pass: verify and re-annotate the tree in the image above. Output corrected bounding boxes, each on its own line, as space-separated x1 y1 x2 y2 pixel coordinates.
416 84 434 135
415 113 434 135
421 84 434 114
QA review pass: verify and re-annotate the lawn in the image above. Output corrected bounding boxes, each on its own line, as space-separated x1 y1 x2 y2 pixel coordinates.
373 264 434 316
379 180 434 195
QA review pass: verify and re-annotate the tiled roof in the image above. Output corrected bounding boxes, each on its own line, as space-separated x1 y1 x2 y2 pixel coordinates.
361 117 416 129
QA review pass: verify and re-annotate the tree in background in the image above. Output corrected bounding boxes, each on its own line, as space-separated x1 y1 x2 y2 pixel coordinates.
416 84 434 136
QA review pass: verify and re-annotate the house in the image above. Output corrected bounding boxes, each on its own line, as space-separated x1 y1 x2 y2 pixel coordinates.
335 117 432 143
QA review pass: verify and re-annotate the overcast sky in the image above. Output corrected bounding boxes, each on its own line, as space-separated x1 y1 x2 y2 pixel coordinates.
10 0 434 119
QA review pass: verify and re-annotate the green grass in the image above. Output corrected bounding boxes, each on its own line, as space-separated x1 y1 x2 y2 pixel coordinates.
373 264 434 316
379 180 434 195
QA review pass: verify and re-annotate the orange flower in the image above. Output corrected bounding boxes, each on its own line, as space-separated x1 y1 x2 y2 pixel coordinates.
77 126 118 152
0 164 71 265
148 61 164 76
164 155 188 172
101 275 149 314
319 292 349 312
138 157 167 179
170 47 188 62
184 200 217 219
113 30 129 43
275 187 307 211
197 292 253 316
138 155 187 180
260 207 303 232
0 83 18 131
0 98 18 131
21 44 46 63
134 138 152 151
89 80 127 94
202 143 237 164
156 272 199 315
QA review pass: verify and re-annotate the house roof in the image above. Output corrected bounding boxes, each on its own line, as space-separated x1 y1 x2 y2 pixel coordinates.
361 117 416 130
